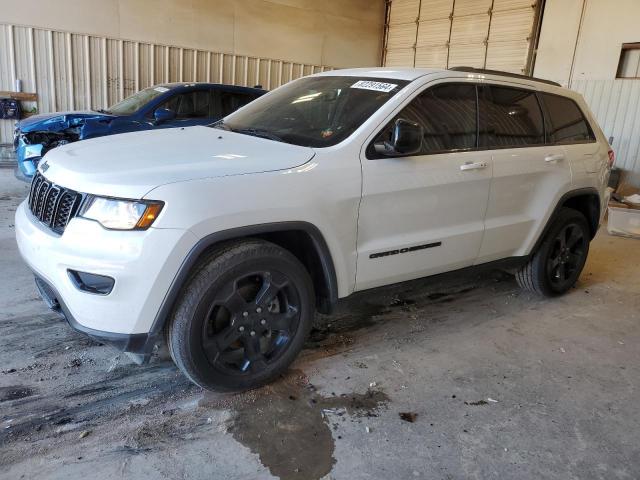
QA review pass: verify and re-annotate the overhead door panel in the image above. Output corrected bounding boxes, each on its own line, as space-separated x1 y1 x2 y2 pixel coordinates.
415 0 453 68
384 0 539 75
385 0 420 67
485 3 536 73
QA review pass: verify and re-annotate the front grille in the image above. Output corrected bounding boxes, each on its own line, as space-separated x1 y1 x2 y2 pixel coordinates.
28 172 83 234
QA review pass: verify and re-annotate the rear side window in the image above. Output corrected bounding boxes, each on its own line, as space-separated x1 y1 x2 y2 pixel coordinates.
371 83 477 156
479 86 544 148
539 93 595 144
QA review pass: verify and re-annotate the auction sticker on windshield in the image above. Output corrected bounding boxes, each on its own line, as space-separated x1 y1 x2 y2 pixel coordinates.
350 80 398 93
154 86 170 93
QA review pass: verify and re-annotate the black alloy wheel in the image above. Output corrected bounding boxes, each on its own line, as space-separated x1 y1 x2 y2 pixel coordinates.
167 240 314 391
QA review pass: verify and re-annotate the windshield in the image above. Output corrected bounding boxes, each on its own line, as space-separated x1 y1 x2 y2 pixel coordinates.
214 76 408 147
106 86 170 115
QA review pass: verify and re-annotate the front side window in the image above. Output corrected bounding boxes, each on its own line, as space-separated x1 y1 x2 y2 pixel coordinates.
370 83 477 157
539 93 595 144
215 76 408 147
479 86 544 148
157 91 212 119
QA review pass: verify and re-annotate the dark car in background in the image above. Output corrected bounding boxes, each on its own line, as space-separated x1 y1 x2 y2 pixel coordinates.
13 82 266 179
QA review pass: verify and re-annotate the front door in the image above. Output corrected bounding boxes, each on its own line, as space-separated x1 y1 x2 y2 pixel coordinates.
356 83 492 291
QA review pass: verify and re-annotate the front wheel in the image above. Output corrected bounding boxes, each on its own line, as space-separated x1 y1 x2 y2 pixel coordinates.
167 240 315 392
516 207 591 296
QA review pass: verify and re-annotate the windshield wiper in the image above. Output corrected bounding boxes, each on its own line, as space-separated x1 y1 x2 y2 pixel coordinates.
96 109 111 114
232 128 285 143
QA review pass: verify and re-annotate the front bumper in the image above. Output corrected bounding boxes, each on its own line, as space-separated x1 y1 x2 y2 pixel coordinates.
33 274 155 361
15 200 197 340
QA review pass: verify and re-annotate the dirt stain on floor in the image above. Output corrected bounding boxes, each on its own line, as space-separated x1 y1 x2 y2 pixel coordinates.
219 372 389 480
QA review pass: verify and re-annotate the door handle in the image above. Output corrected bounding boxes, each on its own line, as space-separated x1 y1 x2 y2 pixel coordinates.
544 153 565 163
460 161 487 171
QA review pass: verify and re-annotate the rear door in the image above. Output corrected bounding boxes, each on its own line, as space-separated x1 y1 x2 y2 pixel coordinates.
476 85 571 263
356 82 493 291
538 92 601 174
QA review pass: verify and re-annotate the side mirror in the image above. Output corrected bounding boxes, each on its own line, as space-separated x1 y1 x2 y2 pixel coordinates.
154 108 176 124
374 119 423 156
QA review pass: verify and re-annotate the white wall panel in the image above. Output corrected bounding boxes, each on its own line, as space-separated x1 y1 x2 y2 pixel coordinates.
0 23 334 145
572 79 640 179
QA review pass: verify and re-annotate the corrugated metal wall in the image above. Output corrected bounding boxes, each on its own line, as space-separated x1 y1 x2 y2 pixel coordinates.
0 22 333 145
571 79 640 177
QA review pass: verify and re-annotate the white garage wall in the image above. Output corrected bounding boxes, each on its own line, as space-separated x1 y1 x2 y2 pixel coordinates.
0 0 386 145
0 23 328 145
534 0 640 184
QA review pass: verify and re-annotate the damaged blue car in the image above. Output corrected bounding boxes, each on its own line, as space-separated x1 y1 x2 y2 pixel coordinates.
13 82 266 179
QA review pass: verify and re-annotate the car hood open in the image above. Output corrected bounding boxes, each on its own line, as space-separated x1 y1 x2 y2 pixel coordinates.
40 126 316 198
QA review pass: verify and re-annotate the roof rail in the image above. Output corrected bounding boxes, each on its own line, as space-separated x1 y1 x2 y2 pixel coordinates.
448 66 562 87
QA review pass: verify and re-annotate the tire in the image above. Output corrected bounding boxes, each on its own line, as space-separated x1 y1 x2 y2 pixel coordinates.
516 207 591 297
167 239 315 392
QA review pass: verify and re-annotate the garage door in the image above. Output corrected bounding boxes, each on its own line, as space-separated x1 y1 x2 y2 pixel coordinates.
384 0 541 74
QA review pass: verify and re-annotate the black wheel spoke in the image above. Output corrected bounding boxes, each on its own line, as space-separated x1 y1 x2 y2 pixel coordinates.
225 289 249 313
268 309 297 331
556 263 566 281
243 336 267 372
255 271 288 306
549 256 561 269
567 228 583 249
203 326 241 353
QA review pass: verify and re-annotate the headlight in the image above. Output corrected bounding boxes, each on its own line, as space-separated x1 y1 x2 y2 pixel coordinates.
79 196 164 230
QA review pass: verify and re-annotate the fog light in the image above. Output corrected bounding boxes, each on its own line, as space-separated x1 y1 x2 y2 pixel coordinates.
68 270 115 295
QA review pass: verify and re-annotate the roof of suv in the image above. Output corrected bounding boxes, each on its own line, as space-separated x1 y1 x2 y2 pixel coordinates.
315 67 443 81
315 67 563 91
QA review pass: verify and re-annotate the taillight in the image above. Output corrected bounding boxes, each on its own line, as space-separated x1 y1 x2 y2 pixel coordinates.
608 149 615 168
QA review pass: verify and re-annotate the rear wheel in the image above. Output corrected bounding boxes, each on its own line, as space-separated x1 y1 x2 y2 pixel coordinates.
516 207 590 296
167 240 314 392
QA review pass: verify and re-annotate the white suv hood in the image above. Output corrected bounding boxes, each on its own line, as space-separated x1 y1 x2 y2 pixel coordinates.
40 126 315 198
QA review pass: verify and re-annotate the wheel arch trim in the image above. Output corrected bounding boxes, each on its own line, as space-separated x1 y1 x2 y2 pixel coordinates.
531 187 600 254
149 221 339 336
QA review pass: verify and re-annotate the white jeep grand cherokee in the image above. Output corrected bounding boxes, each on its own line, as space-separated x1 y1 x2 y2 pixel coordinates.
16 67 612 391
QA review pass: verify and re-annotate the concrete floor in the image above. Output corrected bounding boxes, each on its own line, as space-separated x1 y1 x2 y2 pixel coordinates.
1 167 639 480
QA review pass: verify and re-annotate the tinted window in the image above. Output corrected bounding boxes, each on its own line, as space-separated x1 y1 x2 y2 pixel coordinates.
217 76 408 147
371 84 477 155
219 91 258 116
157 91 212 119
108 86 167 115
540 93 595 144
479 86 544 148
